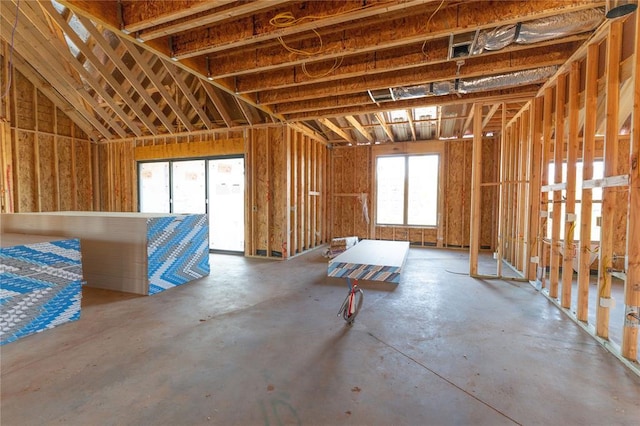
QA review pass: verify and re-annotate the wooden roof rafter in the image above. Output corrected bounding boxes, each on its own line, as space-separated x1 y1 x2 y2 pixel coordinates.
318 118 355 144
345 116 373 143
40 0 156 136
74 14 176 133
122 39 195 131
3 0 130 138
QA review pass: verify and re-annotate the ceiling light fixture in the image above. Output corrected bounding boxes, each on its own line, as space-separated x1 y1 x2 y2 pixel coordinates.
606 0 637 18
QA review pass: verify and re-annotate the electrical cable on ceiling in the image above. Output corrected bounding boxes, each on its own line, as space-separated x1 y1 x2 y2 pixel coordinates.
269 3 381 78
0 0 21 100
421 0 446 58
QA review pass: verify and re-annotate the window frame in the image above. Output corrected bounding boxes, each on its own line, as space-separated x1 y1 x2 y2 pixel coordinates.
372 142 444 229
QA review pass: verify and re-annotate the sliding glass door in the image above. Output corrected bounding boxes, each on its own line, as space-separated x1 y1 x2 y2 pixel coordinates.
138 157 245 252
208 158 245 252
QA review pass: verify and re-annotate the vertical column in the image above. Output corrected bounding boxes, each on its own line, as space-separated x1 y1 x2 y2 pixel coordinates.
597 20 623 339
527 97 544 281
550 74 567 299
622 13 640 361
469 103 483 276
539 88 554 288
497 103 507 276
561 62 581 308
577 43 600 322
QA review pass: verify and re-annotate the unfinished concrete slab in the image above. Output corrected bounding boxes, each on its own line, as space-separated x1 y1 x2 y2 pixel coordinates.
1 248 638 425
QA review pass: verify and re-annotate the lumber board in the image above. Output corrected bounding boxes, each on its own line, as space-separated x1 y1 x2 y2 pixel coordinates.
596 20 623 339
550 75 567 299
577 43 599 322
621 3 640 360
561 62 581 309
469 103 483 275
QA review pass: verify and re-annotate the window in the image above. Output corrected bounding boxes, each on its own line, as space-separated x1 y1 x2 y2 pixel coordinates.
376 155 439 226
547 161 604 241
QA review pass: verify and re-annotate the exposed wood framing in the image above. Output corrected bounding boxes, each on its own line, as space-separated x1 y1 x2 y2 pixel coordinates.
577 43 600 322
469 103 483 276
596 20 623 340
560 62 581 309
622 5 640 361
550 74 567 299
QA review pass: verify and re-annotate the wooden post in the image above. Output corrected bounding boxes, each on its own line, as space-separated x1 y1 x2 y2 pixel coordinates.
621 13 640 361
517 108 530 274
550 74 567 299
469 103 483 276
539 88 554 289
577 43 600 322
561 62 581 309
0 120 13 213
596 20 623 339
527 97 544 281
497 103 507 276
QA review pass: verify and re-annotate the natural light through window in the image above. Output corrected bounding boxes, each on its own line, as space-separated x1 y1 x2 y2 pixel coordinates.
376 155 439 226
547 161 604 241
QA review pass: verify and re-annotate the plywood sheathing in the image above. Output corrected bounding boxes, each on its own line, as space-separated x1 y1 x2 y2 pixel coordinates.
246 125 326 259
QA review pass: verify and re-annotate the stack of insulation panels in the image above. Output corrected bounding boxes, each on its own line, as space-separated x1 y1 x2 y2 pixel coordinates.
1 234 83 345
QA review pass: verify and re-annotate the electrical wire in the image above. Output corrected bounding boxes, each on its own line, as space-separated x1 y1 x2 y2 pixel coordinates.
421 0 446 58
269 3 380 78
0 0 21 100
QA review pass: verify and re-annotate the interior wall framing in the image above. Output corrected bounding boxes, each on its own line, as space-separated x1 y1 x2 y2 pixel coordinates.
503 15 639 365
329 138 498 250
0 65 94 214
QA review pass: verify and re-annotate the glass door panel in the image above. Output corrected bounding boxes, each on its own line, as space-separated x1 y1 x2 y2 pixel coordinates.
208 158 245 252
139 162 170 213
172 160 206 214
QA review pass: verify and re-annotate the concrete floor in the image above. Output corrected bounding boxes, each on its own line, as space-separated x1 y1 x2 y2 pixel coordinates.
1 247 639 425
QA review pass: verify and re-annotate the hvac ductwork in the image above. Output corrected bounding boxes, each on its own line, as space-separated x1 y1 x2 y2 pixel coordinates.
457 66 558 94
472 7 605 55
369 66 558 103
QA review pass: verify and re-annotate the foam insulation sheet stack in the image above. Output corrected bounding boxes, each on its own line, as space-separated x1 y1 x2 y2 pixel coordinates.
1 234 83 345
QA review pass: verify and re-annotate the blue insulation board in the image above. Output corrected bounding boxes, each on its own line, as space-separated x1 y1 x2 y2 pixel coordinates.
1 239 83 345
147 214 210 295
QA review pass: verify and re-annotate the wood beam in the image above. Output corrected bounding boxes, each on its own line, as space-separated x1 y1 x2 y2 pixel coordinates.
121 0 233 33
346 116 373 143
405 110 417 141
161 59 213 129
260 42 576 107
577 43 599 322
469 102 483 275
235 35 589 94
200 82 235 127
596 20 623 340
561 61 580 309
173 0 600 64
482 104 501 129
76 14 176 133
283 85 540 120
549 73 567 299
318 118 355 144
621 0 640 361
40 1 156 135
134 0 292 41
166 0 438 60
288 123 328 145
374 112 395 142
121 39 194 131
